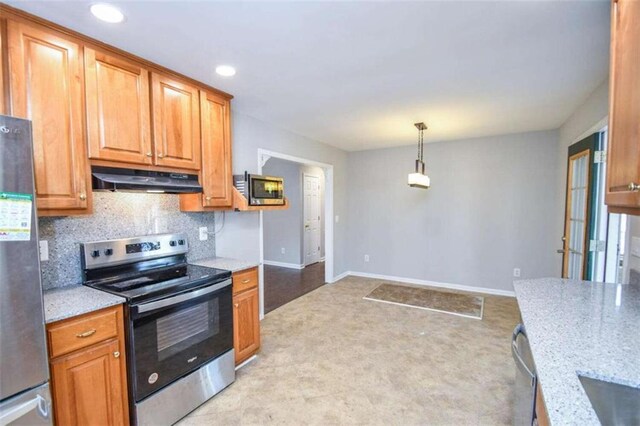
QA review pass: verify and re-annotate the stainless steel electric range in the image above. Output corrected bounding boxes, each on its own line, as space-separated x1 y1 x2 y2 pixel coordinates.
80 233 235 426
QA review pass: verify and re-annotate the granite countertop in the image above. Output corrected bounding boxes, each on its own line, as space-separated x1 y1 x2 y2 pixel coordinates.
191 256 259 273
514 278 640 425
43 285 126 324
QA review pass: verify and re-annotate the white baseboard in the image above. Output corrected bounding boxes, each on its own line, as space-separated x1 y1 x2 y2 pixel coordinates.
329 270 350 283
345 271 515 297
263 260 305 270
320 257 326 262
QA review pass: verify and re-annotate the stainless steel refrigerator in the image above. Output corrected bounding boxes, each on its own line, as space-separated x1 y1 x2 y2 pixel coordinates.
0 115 52 425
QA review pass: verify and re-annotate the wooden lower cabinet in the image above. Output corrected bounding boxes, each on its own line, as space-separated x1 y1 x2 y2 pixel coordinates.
47 305 129 426
232 268 261 365
535 382 549 426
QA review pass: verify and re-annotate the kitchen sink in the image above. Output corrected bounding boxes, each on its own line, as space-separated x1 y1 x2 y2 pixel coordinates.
578 374 640 425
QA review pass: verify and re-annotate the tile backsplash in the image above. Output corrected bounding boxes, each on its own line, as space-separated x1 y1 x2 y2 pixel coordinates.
38 192 217 289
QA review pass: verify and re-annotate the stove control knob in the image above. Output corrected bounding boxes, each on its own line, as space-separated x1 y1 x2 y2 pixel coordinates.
90 250 100 258
178 239 185 246
169 240 177 247
104 248 113 256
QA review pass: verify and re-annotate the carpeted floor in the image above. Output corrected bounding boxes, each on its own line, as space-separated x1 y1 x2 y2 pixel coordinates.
177 276 521 425
263 262 325 314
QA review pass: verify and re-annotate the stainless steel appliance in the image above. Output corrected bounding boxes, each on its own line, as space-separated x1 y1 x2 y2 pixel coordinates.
92 166 202 193
233 172 284 206
0 115 52 425
512 324 537 426
81 233 234 425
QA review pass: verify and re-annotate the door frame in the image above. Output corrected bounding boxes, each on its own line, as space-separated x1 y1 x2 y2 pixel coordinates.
302 172 322 266
257 149 334 320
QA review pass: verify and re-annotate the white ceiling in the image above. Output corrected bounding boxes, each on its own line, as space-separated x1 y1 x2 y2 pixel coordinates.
6 1 610 151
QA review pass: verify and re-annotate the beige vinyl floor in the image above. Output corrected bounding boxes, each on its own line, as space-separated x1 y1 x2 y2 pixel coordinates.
177 276 521 425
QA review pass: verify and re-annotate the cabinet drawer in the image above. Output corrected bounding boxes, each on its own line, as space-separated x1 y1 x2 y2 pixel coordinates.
47 306 120 359
233 267 258 295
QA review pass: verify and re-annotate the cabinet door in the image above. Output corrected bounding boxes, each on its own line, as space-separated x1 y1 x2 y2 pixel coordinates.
233 288 261 365
50 338 128 426
606 0 640 209
200 90 232 207
85 48 153 165
151 73 201 170
7 21 90 212
0 19 5 115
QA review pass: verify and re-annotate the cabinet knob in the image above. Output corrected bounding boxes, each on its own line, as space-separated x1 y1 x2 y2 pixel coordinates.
242 279 251 284
146 152 153 157
205 196 212 201
79 193 87 201
113 351 120 358
234 303 239 308
628 182 640 192
157 153 165 158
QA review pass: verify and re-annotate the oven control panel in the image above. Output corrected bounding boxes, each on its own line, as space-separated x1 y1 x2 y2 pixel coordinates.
80 233 189 270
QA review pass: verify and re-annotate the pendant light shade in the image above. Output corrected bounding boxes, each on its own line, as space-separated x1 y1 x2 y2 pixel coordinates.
408 122 430 189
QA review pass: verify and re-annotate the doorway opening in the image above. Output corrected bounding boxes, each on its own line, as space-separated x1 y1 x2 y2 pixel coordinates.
257 150 333 317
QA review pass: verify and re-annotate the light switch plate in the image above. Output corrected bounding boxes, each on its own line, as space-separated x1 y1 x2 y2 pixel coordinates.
199 227 208 241
631 237 640 258
39 240 49 262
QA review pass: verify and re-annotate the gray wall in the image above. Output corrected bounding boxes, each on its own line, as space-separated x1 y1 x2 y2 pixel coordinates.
38 193 216 289
215 112 348 277
263 158 304 265
347 130 560 293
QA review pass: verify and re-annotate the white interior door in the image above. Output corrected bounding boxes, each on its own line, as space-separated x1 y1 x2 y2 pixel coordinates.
303 174 321 266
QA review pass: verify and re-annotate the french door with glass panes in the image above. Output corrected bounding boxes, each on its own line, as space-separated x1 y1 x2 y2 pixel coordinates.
561 134 603 280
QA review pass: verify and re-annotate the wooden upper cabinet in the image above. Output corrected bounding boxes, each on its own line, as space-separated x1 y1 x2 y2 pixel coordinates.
0 19 6 116
606 0 640 210
85 48 153 165
7 20 90 213
151 73 201 170
200 90 232 207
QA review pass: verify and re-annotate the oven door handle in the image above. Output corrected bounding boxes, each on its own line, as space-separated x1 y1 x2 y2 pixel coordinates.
134 279 232 314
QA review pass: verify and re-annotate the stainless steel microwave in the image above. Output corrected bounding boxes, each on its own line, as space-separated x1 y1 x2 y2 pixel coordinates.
233 173 284 206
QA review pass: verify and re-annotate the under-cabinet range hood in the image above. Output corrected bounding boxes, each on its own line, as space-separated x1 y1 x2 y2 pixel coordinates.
92 166 202 193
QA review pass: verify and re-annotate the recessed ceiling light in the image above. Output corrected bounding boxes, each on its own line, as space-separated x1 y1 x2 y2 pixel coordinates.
215 65 236 77
90 3 125 23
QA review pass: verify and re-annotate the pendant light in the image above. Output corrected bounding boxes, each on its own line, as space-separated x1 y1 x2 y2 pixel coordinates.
408 122 430 189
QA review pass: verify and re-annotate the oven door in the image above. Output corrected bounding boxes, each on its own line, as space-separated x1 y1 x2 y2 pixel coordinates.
249 175 284 205
129 279 233 402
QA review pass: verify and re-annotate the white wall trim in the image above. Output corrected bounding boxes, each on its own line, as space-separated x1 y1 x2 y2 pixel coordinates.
570 116 608 146
263 260 305 270
345 271 516 297
258 148 335 320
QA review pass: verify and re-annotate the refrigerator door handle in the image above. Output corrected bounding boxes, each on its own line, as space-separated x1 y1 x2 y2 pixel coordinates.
0 394 49 426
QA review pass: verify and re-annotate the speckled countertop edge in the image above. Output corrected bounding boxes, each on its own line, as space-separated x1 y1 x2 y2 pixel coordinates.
43 285 126 323
514 278 640 426
190 256 259 273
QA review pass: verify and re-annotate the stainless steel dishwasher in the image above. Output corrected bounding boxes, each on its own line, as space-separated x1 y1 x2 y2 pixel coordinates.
512 324 537 426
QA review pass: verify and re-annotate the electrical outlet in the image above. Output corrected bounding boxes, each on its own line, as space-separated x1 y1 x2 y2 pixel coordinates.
281 247 286 254
631 237 640 258
335 215 340 223
364 254 370 262
513 268 521 278
199 227 208 241
39 240 49 262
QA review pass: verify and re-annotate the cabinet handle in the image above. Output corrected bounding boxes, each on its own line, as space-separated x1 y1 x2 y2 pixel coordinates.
234 303 239 308
79 193 87 201
76 329 96 338
157 153 164 158
146 152 153 157
628 182 640 192
205 196 212 201
242 279 251 284
113 351 120 358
